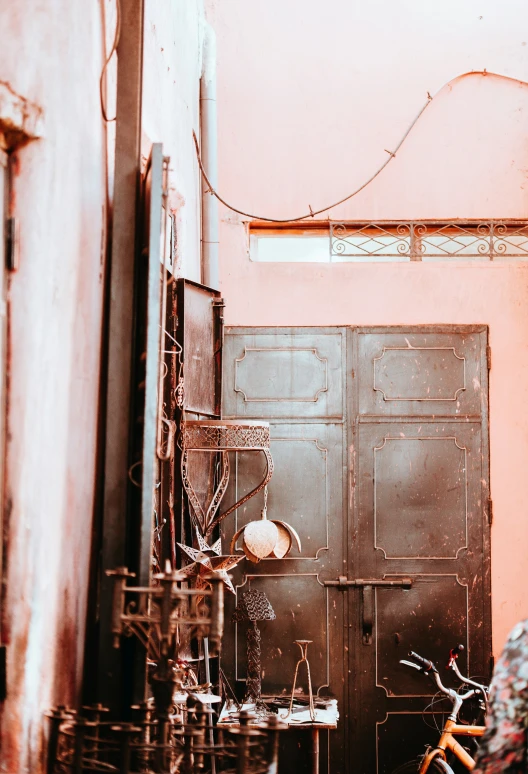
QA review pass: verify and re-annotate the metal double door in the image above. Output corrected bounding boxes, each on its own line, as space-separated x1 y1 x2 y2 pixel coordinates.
221 326 491 774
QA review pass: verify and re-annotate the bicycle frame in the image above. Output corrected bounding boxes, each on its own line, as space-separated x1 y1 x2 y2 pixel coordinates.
400 652 488 773
419 718 485 773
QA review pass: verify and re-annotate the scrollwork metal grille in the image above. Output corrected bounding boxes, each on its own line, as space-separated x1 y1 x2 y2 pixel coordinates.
182 420 271 451
330 221 528 261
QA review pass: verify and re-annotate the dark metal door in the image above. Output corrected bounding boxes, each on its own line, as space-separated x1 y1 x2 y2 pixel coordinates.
348 327 491 774
222 328 348 773
222 326 491 774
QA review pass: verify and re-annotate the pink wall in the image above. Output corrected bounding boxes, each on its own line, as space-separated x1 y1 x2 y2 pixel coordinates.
0 2 107 770
0 1 206 771
142 0 206 282
208 0 528 656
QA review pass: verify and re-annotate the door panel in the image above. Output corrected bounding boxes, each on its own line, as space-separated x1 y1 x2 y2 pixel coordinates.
234 574 331 694
227 423 342 560
222 327 347 774
376 713 450 774
357 328 485 417
222 329 345 419
373 435 468 559
351 327 490 774
357 422 482 566
376 576 468 698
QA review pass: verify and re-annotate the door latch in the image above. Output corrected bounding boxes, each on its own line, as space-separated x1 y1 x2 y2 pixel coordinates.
323 577 413 645
212 298 225 353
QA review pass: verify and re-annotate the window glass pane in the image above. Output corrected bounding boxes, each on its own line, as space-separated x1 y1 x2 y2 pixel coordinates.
250 235 330 262
250 223 528 263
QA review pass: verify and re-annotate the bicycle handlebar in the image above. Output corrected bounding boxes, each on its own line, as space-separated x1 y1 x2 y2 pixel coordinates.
447 643 465 668
401 645 489 723
401 652 477 720
409 650 438 673
446 643 489 698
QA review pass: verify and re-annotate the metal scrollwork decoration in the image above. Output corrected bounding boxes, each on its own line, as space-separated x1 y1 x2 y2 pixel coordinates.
232 589 276 706
181 420 274 537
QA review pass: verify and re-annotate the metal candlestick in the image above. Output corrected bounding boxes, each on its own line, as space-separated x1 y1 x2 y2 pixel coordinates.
45 702 286 774
281 640 316 722
106 559 224 660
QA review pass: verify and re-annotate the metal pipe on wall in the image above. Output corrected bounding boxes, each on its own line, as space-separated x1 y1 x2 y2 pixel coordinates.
200 22 219 290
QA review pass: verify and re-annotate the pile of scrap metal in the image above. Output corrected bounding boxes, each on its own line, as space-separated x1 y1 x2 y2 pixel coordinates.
45 564 286 774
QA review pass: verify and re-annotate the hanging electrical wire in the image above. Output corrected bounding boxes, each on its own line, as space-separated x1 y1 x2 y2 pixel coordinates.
193 70 528 224
100 0 121 122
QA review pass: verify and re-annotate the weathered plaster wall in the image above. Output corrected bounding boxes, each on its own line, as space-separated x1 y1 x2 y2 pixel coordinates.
0 1 206 771
142 0 205 282
0 2 107 771
207 0 528 656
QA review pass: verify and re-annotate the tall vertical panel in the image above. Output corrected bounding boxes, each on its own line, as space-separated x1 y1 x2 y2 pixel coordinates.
222 328 347 774
351 327 490 774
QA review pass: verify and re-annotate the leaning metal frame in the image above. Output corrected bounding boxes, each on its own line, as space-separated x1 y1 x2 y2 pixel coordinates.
181 420 273 537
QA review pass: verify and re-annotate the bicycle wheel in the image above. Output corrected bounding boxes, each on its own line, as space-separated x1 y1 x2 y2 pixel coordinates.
390 757 456 774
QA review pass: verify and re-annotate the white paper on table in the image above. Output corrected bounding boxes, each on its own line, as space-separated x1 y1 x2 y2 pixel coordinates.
284 700 339 725
217 702 256 724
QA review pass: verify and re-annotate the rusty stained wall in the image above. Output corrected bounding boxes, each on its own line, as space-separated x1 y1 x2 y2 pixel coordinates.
0 1 107 772
208 0 528 657
0 1 206 772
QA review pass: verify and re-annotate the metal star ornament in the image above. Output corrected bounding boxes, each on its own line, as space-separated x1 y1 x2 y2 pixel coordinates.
177 528 243 595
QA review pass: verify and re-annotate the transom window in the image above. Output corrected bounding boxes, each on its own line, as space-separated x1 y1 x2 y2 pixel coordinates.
249 221 528 263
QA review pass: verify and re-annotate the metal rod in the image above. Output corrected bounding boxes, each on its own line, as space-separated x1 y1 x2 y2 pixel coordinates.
203 637 217 774
200 22 219 289
46 708 65 774
323 577 412 588
98 0 145 713
72 719 90 774
138 143 165 591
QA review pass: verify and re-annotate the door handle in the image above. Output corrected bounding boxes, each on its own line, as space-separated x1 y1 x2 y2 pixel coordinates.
322 577 413 646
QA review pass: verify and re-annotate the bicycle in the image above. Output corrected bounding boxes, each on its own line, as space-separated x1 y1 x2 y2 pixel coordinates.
391 647 489 774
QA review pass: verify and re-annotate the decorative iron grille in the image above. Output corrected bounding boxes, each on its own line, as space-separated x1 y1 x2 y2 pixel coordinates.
182 420 271 451
330 221 528 261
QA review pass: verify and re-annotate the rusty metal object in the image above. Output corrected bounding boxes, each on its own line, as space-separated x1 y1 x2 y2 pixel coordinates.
281 641 316 723
45 700 284 774
229 486 301 563
105 560 224 660
97 0 147 713
222 325 492 772
177 528 244 597
232 589 276 705
181 419 273 537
